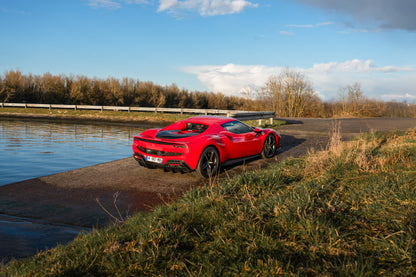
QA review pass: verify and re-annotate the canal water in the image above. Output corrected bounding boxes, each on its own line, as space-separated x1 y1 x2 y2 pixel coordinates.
0 119 144 186
0 118 146 262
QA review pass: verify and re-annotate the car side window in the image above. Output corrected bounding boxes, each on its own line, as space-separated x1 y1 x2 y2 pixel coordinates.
221 121 253 134
184 123 208 133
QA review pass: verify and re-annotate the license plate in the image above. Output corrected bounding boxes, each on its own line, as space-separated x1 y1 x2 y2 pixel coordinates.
145 155 163 164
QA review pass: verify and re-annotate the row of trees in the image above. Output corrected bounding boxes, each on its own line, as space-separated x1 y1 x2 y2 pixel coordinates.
1 70 415 118
0 70 255 111
258 69 416 118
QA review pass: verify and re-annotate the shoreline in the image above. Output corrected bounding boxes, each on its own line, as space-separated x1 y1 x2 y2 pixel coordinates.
0 111 174 128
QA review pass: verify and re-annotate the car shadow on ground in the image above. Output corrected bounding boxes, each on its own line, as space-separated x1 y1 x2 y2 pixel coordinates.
276 118 304 125
278 134 306 154
220 134 306 175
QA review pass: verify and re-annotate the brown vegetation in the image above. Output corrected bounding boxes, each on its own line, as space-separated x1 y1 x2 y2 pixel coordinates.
1 69 415 118
259 69 317 117
0 70 254 111
258 69 416 118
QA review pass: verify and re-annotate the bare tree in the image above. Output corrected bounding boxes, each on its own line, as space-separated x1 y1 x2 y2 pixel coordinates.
337 82 366 116
261 68 316 117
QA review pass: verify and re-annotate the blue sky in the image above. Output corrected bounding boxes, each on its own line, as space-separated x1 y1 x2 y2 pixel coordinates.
1 0 415 101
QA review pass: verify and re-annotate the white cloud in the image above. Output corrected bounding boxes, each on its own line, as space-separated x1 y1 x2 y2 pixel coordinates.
381 93 416 101
282 22 332 35
286 24 314 28
280 31 294 36
0 7 26 14
181 60 416 101
157 0 258 16
87 0 148 9
182 64 277 94
304 60 416 101
88 0 121 9
286 22 332 28
316 22 332 26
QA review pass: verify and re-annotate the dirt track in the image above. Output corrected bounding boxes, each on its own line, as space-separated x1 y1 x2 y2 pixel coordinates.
1 117 415 261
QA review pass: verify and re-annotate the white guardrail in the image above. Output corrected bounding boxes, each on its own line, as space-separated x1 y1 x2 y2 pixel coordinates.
0 102 275 123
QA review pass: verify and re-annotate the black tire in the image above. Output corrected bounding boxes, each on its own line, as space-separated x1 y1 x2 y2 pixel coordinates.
196 146 220 178
261 134 277 158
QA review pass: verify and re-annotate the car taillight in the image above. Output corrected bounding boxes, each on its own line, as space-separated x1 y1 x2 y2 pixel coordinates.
173 144 186 148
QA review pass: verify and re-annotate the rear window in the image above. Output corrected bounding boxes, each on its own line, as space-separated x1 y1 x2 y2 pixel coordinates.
155 122 208 139
184 122 208 133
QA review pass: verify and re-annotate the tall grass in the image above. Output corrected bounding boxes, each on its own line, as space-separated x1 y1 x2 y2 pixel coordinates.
2 129 416 276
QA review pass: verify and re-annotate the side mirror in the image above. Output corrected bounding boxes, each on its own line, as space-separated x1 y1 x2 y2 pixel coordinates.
253 127 262 133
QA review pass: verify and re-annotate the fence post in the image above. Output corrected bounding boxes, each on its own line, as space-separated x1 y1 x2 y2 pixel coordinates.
269 117 273 125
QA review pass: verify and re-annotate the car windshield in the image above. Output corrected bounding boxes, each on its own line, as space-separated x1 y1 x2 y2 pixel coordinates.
221 120 253 134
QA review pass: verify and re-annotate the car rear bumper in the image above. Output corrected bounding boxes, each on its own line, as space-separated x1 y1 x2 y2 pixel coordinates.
133 153 193 173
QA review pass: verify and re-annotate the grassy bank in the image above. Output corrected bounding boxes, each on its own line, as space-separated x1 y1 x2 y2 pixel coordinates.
2 129 416 276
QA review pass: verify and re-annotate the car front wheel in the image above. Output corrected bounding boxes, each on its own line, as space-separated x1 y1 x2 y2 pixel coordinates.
261 134 277 158
196 146 220 178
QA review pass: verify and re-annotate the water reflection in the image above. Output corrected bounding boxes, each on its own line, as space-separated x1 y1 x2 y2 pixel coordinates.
0 119 144 186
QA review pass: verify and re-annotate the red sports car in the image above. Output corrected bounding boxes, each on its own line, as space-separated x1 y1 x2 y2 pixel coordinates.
132 116 280 178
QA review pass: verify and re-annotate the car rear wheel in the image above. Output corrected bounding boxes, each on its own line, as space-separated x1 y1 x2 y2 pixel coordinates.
196 146 220 178
261 134 277 158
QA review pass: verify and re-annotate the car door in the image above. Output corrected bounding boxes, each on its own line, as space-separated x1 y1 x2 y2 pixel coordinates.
221 121 263 159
